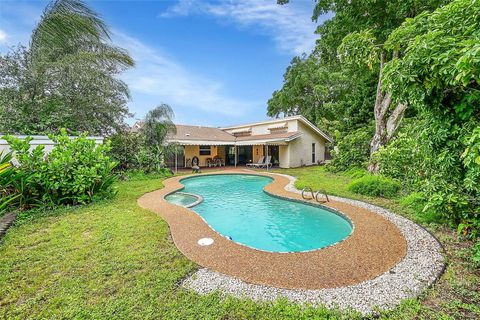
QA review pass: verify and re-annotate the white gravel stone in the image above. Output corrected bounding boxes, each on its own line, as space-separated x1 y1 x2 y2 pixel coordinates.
182 173 445 315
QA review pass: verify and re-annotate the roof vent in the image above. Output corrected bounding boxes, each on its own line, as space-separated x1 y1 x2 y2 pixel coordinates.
185 133 190 136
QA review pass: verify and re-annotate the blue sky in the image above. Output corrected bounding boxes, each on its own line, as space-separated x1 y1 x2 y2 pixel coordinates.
0 0 329 127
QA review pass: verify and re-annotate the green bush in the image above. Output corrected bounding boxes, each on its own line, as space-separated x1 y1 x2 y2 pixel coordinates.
3 129 118 209
0 151 21 214
343 167 368 179
347 174 401 198
400 192 443 223
472 241 480 268
108 131 178 174
374 123 424 192
108 131 143 170
330 126 373 172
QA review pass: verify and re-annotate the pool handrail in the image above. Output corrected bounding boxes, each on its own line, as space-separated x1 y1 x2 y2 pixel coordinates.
315 190 330 203
302 186 330 203
301 186 314 200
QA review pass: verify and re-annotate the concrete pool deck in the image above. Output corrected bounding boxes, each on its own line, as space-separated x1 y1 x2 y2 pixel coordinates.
138 169 409 289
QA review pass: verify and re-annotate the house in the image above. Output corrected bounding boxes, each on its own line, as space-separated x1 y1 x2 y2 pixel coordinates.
163 115 332 169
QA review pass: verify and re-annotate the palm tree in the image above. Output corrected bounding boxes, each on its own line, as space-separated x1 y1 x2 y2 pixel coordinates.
141 104 177 172
143 104 177 147
30 0 134 68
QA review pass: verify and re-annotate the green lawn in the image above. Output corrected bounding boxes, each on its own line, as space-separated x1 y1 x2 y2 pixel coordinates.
0 168 479 319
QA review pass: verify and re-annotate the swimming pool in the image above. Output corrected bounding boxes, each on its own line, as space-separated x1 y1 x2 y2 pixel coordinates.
167 174 353 252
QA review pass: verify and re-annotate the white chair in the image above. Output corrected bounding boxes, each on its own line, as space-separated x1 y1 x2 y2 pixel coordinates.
257 156 272 168
246 156 265 167
252 156 272 169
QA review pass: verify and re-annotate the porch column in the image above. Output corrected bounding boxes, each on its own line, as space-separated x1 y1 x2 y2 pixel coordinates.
234 145 237 167
174 146 177 174
266 143 269 171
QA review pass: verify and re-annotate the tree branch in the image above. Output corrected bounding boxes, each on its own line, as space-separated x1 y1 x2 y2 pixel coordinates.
386 102 408 141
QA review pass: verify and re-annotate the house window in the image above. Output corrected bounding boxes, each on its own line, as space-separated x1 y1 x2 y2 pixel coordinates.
199 145 211 156
312 143 316 164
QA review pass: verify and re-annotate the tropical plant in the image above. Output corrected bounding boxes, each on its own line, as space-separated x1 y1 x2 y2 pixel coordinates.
0 151 20 213
142 104 176 147
3 129 118 208
139 104 177 172
0 149 40 212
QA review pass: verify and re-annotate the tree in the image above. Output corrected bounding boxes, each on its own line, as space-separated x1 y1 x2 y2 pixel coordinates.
267 55 337 125
140 104 177 172
381 0 480 224
0 0 134 135
143 104 176 147
338 30 408 169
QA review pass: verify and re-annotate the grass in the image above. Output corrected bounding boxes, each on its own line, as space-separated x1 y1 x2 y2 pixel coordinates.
0 167 478 319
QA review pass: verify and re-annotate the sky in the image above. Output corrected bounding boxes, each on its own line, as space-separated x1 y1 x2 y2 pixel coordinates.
0 0 329 127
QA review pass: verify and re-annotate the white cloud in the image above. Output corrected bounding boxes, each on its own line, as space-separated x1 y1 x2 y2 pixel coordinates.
113 31 256 122
0 30 7 43
160 0 198 18
160 0 319 55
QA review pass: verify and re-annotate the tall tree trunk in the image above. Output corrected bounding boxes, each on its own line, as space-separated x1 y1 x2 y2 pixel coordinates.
368 52 408 173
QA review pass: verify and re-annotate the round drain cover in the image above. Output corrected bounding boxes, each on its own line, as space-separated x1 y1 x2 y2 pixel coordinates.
197 237 214 246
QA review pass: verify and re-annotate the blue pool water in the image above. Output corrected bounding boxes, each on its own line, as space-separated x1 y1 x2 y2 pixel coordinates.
171 174 352 252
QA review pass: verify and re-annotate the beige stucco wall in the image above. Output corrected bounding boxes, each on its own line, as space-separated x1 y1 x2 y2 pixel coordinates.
184 145 221 166
252 145 264 163
284 122 326 168
279 145 290 168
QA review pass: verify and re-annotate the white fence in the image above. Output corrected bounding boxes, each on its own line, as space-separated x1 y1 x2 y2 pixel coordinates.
0 135 104 155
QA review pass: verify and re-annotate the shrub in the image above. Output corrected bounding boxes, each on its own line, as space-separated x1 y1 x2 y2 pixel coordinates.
400 192 443 223
108 131 143 170
3 129 118 209
108 130 177 174
473 241 480 268
0 151 20 213
374 124 424 192
347 174 400 198
329 126 373 172
343 167 368 179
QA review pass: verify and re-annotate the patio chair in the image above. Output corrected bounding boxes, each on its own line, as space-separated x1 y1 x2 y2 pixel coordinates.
206 158 214 167
214 158 224 167
257 156 272 169
246 156 265 167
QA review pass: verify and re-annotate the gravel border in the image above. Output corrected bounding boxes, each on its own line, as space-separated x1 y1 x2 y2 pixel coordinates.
182 173 446 315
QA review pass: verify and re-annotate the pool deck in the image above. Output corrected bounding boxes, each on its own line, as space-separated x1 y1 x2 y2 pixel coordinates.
138 169 408 290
